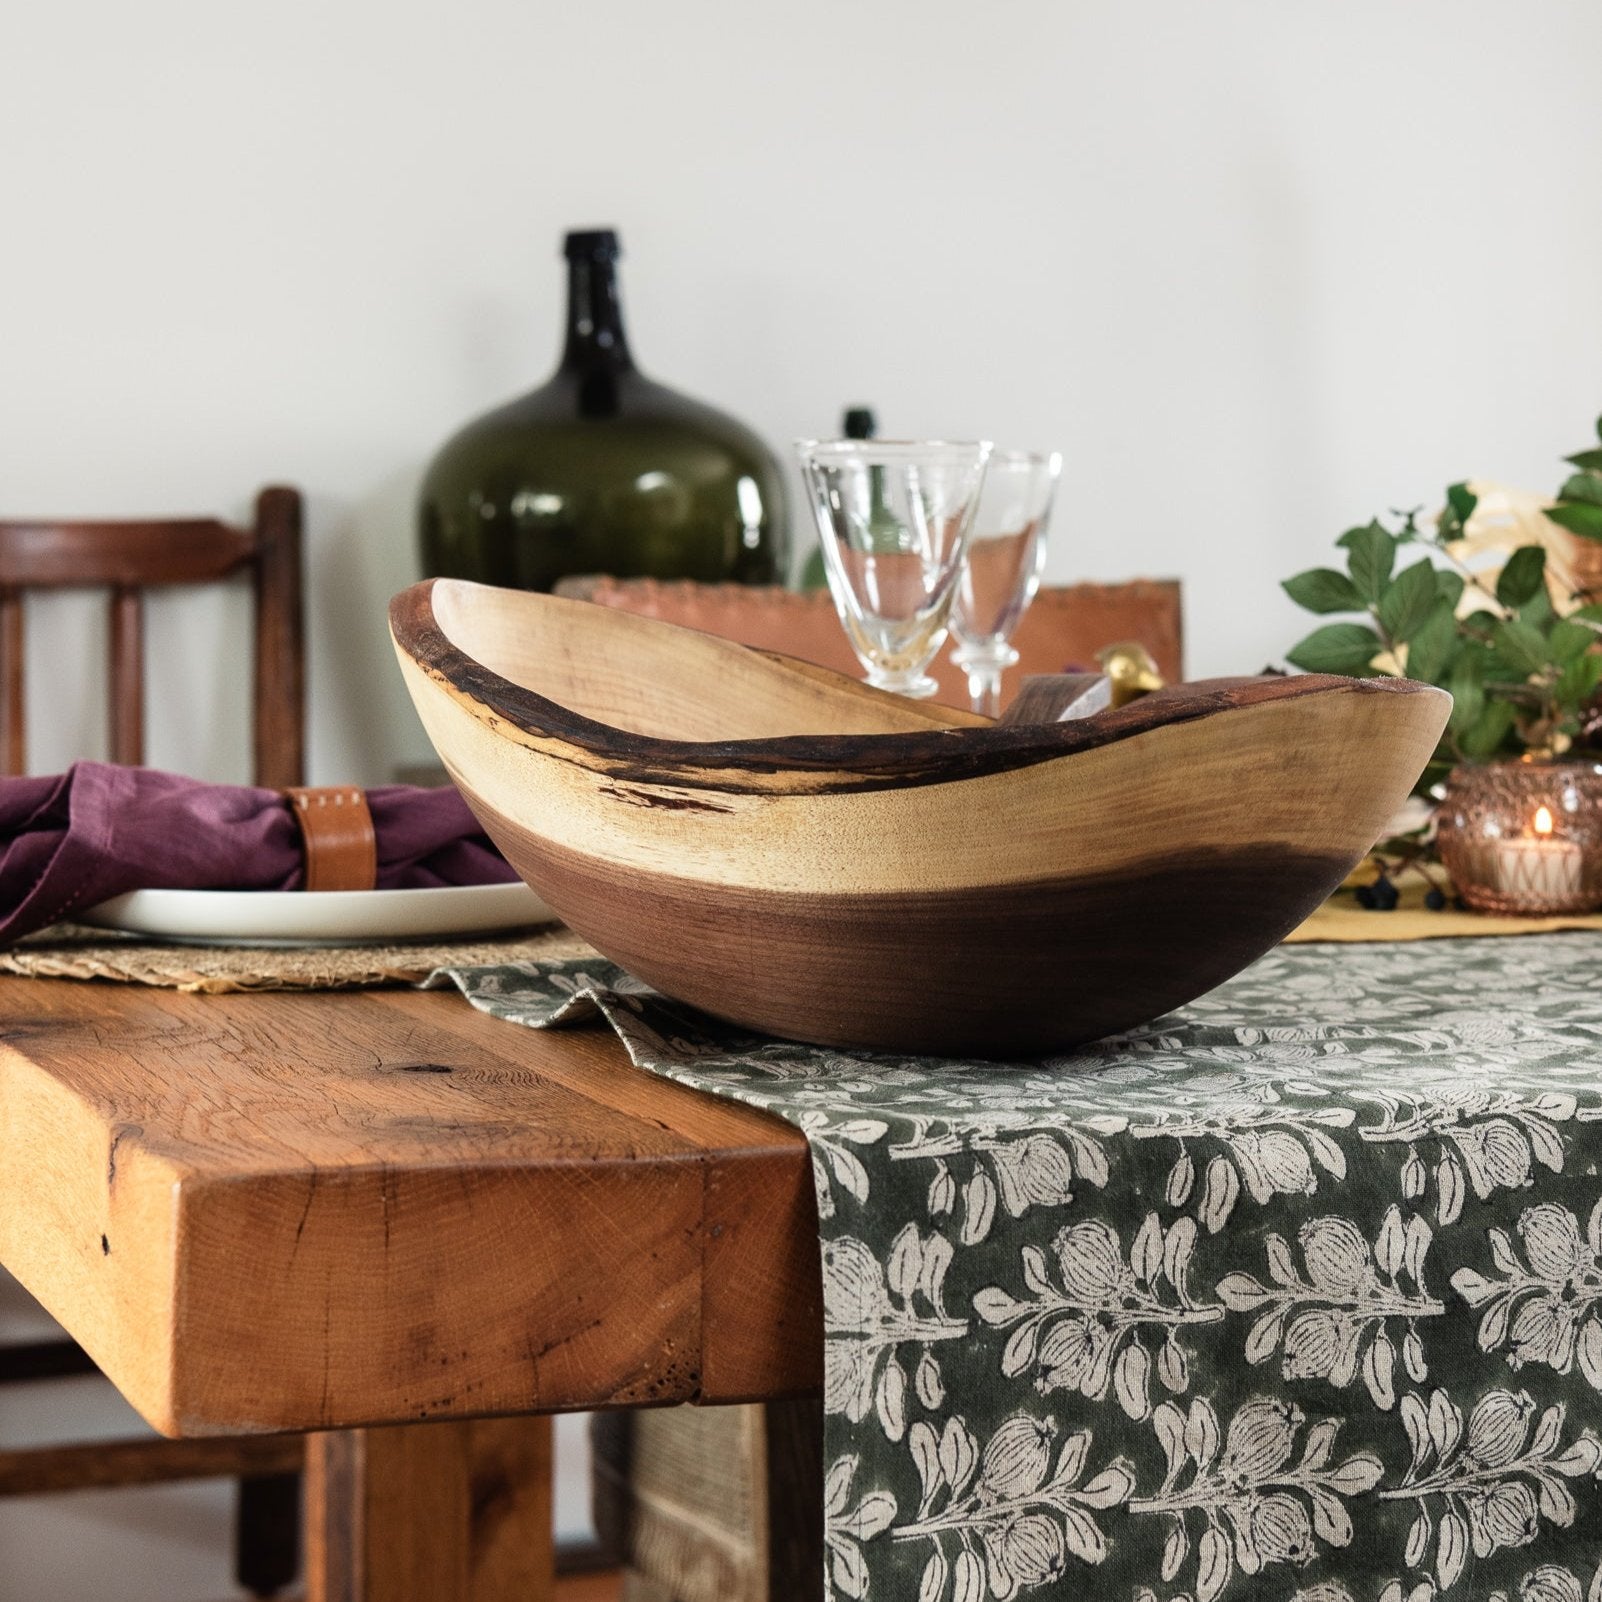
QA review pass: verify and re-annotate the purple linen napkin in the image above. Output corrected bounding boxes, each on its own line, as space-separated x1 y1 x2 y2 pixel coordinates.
0 761 517 943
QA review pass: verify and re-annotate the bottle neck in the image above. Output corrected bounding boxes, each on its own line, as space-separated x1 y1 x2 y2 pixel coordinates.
559 256 634 375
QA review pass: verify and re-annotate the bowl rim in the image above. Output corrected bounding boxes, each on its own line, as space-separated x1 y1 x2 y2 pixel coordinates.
390 578 1448 795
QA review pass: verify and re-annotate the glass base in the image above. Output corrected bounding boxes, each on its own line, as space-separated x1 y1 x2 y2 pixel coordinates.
865 670 939 700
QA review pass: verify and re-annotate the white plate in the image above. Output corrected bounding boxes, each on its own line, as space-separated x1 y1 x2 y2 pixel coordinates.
79 882 557 947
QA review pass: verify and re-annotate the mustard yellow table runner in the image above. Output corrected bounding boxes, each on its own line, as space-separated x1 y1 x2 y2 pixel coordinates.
1289 877 1602 943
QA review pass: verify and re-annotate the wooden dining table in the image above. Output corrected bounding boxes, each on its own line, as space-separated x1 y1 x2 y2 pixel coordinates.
0 974 824 1600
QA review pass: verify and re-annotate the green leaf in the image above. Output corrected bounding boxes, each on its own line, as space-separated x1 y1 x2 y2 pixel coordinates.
1435 569 1465 612
1547 502 1602 542
1445 482 1479 525
1520 585 1555 629
1492 617 1553 676
1565 448 1602 473
1281 567 1363 614
1571 603 1602 626
1548 618 1595 666
1285 622 1383 676
1559 473 1602 508
1448 652 1485 732
1337 521 1396 603
1405 600 1459 685
1459 699 1517 762
1379 558 1441 640
1496 544 1547 609
1556 651 1602 708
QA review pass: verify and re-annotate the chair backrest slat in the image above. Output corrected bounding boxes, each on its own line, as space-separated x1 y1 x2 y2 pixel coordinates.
0 522 255 589
107 587 145 768
0 589 23 774
0 488 304 786
250 487 306 790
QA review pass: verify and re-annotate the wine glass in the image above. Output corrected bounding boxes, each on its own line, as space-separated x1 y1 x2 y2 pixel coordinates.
949 449 1062 715
795 439 992 698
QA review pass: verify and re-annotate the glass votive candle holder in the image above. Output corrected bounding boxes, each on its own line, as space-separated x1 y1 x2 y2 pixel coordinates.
1435 759 1602 915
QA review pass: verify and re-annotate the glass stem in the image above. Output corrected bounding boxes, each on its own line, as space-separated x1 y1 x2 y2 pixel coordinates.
965 662 1004 718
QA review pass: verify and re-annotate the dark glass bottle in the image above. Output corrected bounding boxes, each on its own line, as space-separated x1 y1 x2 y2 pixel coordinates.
420 230 788 590
800 406 877 589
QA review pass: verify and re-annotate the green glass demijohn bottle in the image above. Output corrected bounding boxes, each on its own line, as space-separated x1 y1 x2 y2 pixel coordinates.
419 229 789 590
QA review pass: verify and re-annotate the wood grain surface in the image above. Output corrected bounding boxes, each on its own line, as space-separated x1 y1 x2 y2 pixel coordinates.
392 579 1451 1053
0 979 819 1437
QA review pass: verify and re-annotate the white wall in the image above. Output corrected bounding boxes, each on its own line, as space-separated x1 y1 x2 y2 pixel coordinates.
4 0 1602 1593
6 0 1602 783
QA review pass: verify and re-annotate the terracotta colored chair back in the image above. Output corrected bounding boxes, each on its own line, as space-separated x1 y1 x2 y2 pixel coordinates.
553 578 1183 713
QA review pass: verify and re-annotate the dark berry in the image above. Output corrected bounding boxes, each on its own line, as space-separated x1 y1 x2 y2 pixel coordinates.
1371 874 1400 911
1354 885 1376 909
1424 888 1447 911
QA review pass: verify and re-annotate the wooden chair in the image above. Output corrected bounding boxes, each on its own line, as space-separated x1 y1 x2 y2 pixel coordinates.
577 573 1183 1602
0 485 304 785
553 576 1184 713
0 484 306 1596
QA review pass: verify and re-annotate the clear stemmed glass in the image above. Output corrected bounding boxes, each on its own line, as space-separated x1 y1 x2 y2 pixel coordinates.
796 439 992 698
949 449 1062 716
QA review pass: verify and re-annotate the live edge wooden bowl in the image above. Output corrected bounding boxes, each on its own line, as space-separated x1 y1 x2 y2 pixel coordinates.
391 579 1450 1058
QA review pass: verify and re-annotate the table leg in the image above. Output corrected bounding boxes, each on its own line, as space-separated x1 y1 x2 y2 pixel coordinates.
304 1417 554 1602
763 1399 823 1599
236 1469 302 1597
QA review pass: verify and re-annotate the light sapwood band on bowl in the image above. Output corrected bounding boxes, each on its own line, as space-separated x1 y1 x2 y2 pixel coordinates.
390 579 1450 1056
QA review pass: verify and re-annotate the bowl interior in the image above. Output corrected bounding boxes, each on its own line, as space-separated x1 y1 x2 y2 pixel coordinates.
428 578 980 745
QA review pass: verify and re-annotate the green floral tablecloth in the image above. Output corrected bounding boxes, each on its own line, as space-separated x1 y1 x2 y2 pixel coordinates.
432 934 1602 1602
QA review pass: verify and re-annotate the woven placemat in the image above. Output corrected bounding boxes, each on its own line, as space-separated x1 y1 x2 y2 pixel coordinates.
0 922 600 993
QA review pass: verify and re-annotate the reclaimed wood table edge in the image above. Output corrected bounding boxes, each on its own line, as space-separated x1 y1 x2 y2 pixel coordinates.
0 979 822 1436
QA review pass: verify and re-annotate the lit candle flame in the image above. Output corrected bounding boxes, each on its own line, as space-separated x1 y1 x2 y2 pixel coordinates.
1534 805 1555 836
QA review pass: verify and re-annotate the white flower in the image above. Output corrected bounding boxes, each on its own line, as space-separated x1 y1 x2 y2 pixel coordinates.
1300 1217 1372 1295
1245 1491 1316 1567
1464 1480 1541 1556
1220 1399 1302 1482
1466 1390 1536 1469
824 1340 875 1421
1233 1130 1318 1201
1445 479 1591 618
978 1413 1056 1501
823 1239 888 1327
1052 1220 1128 1304
993 1512 1066 1588
1519 1205 1588 1282
1509 1296 1579 1372
1520 1565 1585 1602
990 1135 1075 1215
1282 1309 1358 1385
1035 1316 1114 1397
1456 1120 1534 1195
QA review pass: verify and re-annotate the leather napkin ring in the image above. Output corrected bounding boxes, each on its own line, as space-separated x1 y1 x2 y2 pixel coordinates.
282 787 378 892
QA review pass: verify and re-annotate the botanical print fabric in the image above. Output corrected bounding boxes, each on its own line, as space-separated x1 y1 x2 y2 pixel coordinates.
435 934 1602 1602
